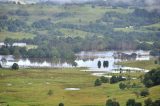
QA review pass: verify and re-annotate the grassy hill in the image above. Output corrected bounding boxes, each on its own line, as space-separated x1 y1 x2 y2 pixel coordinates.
0 3 159 42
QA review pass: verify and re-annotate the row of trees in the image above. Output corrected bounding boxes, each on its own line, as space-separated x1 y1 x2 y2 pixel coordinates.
106 98 160 106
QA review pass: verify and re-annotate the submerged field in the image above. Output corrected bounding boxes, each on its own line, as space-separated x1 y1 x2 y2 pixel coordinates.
0 68 160 106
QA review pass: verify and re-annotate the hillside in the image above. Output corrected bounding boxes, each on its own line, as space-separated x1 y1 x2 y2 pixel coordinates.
0 2 160 60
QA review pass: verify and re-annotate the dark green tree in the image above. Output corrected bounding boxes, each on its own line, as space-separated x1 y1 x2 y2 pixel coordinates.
103 61 109 68
0 63 2 68
97 61 101 68
12 63 19 70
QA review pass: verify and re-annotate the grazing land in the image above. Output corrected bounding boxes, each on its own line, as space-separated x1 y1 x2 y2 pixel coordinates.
0 68 160 106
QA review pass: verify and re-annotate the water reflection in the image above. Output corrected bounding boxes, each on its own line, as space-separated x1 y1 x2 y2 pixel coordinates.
0 50 150 71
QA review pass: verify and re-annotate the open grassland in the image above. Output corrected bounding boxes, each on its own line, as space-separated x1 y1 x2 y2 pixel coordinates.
0 68 160 106
118 59 160 70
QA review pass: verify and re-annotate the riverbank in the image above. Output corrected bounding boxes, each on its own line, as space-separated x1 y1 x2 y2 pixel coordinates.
117 59 160 70
0 68 160 106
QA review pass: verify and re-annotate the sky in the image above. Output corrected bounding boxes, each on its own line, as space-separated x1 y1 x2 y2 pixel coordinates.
0 0 160 11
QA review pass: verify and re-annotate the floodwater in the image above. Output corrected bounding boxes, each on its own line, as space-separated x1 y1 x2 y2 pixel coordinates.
0 50 151 71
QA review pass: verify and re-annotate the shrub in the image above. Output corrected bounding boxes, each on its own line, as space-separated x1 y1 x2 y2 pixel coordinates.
59 103 64 106
140 89 149 97
144 98 153 106
94 79 102 86
119 82 126 90
12 63 19 70
106 99 120 106
126 99 135 106
100 76 109 83
110 76 118 84
47 90 53 96
135 102 142 106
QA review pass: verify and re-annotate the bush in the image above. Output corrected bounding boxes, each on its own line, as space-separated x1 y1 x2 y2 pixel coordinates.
47 90 53 96
59 103 64 106
106 99 120 106
119 82 126 90
126 99 135 106
140 89 149 97
94 79 102 86
12 63 19 70
110 76 118 84
100 76 109 83
135 102 142 106
144 98 153 106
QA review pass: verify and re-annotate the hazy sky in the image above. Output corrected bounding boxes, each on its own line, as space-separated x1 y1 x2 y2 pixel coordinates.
0 0 160 11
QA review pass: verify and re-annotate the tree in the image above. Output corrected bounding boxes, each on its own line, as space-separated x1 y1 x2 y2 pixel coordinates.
119 82 126 90
0 63 2 68
100 76 109 83
13 47 20 58
126 99 135 106
94 79 102 86
59 103 64 106
4 38 14 47
97 61 101 68
12 63 19 70
103 61 109 68
72 62 77 67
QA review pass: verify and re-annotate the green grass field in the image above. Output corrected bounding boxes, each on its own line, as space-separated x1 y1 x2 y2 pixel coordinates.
0 68 160 106
118 59 160 70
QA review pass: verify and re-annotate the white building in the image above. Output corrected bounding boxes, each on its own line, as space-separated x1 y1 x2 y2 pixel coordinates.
0 42 27 47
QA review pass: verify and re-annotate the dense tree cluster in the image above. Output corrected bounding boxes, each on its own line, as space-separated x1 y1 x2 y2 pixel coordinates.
143 68 160 87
